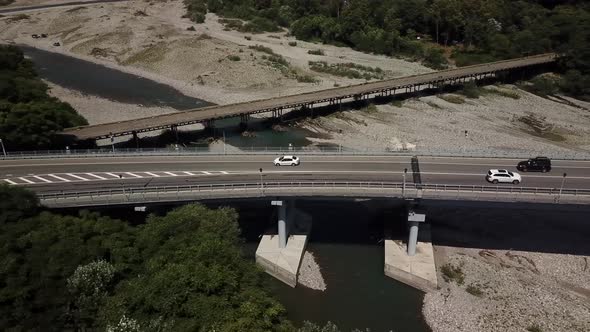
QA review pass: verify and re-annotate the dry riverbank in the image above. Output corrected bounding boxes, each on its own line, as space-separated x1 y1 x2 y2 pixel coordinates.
0 0 430 105
422 204 590 332
301 86 590 156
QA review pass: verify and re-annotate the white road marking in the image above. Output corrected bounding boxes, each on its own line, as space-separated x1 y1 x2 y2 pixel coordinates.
86 173 107 180
201 171 212 175
33 175 52 183
105 172 120 178
145 172 160 177
19 178 35 183
47 174 71 182
4 179 17 185
164 172 178 176
183 171 194 175
66 173 90 181
19 177 35 184
220 171 229 174
125 172 142 178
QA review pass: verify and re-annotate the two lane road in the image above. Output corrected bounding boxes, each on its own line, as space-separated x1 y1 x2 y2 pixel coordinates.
1 155 589 194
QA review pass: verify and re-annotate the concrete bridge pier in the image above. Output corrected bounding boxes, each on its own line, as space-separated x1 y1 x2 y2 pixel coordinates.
239 114 250 129
256 199 312 287
384 208 437 292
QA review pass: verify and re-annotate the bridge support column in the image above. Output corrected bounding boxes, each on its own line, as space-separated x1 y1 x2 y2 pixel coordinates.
384 208 436 292
407 211 425 256
132 131 139 148
240 114 250 129
274 200 289 248
256 199 312 287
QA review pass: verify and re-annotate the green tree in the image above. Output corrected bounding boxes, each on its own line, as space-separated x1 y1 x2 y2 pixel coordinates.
0 183 39 224
101 204 292 331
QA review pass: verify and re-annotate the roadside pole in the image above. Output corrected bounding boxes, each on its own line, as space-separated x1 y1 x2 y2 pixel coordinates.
259 168 263 194
558 173 567 203
402 168 408 198
0 138 6 158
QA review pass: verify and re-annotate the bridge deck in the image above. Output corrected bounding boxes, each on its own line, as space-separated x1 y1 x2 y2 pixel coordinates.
63 53 557 140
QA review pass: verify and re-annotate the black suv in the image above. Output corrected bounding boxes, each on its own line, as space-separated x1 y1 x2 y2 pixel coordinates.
517 157 551 172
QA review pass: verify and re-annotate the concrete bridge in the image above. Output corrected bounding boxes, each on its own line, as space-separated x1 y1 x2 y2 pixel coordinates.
62 53 557 140
2 152 588 291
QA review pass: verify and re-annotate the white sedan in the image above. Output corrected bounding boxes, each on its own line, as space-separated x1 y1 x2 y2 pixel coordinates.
486 169 522 184
274 155 300 166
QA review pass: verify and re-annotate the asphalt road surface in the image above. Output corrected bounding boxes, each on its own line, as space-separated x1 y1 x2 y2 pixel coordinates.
2 155 589 194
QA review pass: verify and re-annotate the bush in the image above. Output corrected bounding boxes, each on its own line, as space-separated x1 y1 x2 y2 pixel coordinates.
527 324 543 332
228 55 240 61
466 284 484 297
308 49 325 56
288 41 297 46
461 81 481 98
439 94 466 104
308 61 384 80
424 47 448 70
524 76 559 97
249 44 274 55
296 74 318 83
441 263 465 285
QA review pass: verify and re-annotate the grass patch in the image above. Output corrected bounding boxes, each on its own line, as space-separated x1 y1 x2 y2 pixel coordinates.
390 100 403 107
441 263 465 285
296 74 319 83
439 94 465 104
0 0 15 5
218 18 243 30
486 87 520 99
363 103 378 113
249 44 275 55
122 42 167 65
308 61 384 80
228 55 240 61
8 13 29 22
427 101 442 109
519 75 560 97
288 41 297 46
268 35 281 39
308 49 325 56
244 36 252 41
466 284 484 297
527 324 543 332
460 81 482 99
196 33 211 40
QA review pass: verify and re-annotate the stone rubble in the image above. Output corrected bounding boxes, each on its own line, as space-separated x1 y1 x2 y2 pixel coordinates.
297 251 327 291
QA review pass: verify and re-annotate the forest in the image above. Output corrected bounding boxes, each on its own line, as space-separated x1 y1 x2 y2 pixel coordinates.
0 45 88 150
184 0 589 98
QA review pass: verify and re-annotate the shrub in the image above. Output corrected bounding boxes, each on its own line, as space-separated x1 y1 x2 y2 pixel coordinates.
288 41 297 46
296 74 318 83
249 44 274 55
228 55 240 61
466 284 484 297
308 49 325 56
439 94 466 104
461 81 481 98
186 26 196 31
441 263 465 285
244 36 252 40
527 324 543 332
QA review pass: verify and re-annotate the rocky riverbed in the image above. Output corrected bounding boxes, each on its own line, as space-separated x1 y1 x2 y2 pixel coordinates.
297 251 327 291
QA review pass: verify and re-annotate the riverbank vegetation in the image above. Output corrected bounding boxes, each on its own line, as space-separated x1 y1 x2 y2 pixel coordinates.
0 185 292 331
1 185 368 331
0 45 87 150
184 0 589 99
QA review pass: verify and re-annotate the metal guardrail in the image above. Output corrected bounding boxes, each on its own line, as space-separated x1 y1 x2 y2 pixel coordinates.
38 181 590 201
3 146 590 160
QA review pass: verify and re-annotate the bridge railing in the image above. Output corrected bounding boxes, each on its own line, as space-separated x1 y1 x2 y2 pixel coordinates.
37 181 590 204
3 146 590 160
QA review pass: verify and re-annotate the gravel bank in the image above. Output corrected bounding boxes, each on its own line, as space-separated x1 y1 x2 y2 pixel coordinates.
297 251 327 291
302 86 590 156
423 204 590 332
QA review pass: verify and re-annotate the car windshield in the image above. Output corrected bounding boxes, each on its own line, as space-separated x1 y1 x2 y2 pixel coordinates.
487 171 492 175
508 171 514 176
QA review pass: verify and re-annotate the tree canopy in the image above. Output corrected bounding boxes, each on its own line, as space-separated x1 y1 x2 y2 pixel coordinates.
0 185 292 331
0 45 88 150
